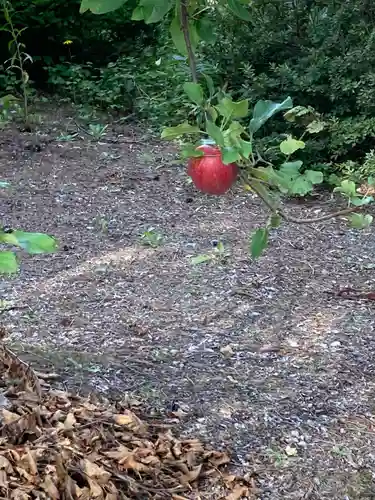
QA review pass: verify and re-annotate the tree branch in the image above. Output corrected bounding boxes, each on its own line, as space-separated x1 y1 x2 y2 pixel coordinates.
180 0 198 83
247 180 364 224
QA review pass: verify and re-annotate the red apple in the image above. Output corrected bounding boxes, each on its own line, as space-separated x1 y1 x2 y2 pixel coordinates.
187 145 238 195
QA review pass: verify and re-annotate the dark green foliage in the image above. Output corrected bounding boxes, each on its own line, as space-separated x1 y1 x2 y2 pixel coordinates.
0 0 155 85
203 0 375 170
3 0 375 179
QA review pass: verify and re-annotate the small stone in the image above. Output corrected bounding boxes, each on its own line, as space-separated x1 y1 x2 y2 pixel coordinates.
220 345 234 357
330 341 341 348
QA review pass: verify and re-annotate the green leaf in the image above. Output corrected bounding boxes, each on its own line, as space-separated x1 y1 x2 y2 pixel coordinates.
12 231 58 254
238 139 252 159
333 179 357 198
288 177 313 196
191 254 212 265
137 0 173 24
80 0 127 14
268 214 281 229
170 16 199 56
227 0 252 21
279 136 305 155
196 16 216 43
202 73 215 98
180 144 204 159
304 170 323 184
183 82 204 106
249 97 293 134
351 196 373 206
161 122 200 139
284 105 311 122
250 228 269 259
348 213 373 229
0 251 18 274
279 161 303 176
131 6 144 20
216 97 249 119
222 147 241 165
206 106 218 122
206 120 225 147
306 120 325 134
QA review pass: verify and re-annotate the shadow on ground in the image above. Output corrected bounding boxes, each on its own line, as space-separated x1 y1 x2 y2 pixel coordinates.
1 109 375 498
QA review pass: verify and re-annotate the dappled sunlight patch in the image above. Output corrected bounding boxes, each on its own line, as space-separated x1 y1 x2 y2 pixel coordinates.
33 245 156 294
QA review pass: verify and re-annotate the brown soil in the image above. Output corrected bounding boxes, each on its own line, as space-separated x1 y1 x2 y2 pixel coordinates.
2 105 375 499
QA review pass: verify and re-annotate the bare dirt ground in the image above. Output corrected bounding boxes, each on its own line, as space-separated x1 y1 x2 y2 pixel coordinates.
2 105 375 498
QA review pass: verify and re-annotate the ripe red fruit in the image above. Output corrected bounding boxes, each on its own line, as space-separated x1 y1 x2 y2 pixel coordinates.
187 145 238 195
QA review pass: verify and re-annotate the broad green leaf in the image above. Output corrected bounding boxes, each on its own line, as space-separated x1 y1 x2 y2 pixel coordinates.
249 97 293 134
289 177 313 196
333 179 357 198
191 254 212 265
80 0 127 14
348 213 373 229
304 170 323 184
170 16 199 56
180 144 204 159
216 97 249 119
279 161 303 175
0 231 18 246
131 6 144 20
238 139 252 159
206 106 218 122
202 73 215 98
327 173 342 186
183 82 204 106
226 121 245 138
279 136 305 155
138 0 173 24
284 105 311 122
227 0 252 21
306 120 325 134
161 122 200 139
351 196 373 206
206 120 225 147
250 228 269 259
196 17 216 43
12 231 58 254
0 251 18 274
222 147 241 165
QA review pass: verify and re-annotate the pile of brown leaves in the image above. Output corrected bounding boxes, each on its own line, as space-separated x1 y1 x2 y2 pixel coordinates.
0 340 253 499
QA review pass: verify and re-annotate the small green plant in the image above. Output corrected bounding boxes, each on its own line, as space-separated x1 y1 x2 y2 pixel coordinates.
1 1 33 127
0 94 23 126
94 215 109 234
191 240 229 265
140 228 163 247
0 182 58 273
88 123 108 140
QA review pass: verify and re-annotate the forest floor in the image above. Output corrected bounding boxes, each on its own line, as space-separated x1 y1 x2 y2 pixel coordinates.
1 104 375 499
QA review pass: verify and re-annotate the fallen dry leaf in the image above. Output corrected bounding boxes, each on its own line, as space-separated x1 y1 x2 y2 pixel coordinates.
226 485 250 500
83 459 111 484
0 337 245 498
40 474 60 498
63 412 76 431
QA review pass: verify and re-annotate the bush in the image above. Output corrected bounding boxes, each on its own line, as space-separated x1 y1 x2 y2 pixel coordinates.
201 0 375 172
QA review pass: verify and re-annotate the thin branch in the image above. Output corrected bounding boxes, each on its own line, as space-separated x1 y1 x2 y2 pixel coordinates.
247 179 364 224
180 0 198 83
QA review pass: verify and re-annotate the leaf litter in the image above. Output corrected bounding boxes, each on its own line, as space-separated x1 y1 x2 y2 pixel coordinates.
0 329 253 499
